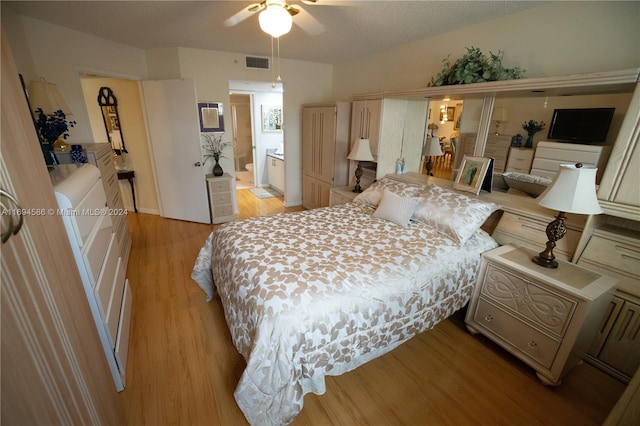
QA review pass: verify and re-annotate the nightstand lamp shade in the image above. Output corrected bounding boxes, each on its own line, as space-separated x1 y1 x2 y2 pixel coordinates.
422 137 443 176
533 163 602 268
347 138 374 193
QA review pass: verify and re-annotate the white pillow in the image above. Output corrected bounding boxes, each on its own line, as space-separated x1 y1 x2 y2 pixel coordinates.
372 189 420 228
412 185 500 245
354 177 425 207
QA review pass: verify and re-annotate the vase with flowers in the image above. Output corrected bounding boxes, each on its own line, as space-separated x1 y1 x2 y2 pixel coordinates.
201 133 232 176
522 119 546 148
33 108 76 166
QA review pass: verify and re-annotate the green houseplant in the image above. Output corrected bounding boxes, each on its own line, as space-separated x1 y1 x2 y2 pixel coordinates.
428 47 525 87
201 133 232 176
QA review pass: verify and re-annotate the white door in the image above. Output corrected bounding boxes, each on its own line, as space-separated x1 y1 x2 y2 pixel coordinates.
141 79 210 223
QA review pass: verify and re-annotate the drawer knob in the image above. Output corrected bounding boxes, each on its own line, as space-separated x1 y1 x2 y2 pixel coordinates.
484 315 493 322
528 340 538 348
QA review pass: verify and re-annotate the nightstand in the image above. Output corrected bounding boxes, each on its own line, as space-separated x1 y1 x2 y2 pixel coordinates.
465 244 618 386
206 173 235 224
329 186 359 206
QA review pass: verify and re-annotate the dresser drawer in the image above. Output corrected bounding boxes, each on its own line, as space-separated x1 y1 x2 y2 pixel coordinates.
210 191 232 206
209 179 231 192
105 258 126 349
474 298 561 369
577 233 640 297
213 204 233 218
115 279 133 378
481 263 577 337
94 234 119 322
72 180 108 246
82 214 114 287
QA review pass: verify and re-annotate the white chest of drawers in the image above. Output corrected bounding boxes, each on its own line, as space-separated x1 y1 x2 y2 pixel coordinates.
505 147 534 173
465 244 617 386
52 164 132 391
206 173 235 224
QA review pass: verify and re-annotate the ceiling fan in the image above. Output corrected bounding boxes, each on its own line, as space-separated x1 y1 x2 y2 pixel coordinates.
224 0 337 38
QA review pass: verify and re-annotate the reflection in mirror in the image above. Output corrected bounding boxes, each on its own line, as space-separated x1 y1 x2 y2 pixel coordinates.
98 86 127 155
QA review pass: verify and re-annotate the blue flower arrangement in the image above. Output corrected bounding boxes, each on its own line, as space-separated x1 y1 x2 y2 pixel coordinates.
522 119 546 136
34 108 76 145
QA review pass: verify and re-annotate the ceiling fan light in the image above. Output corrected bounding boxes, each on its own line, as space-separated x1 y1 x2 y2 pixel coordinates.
259 3 292 38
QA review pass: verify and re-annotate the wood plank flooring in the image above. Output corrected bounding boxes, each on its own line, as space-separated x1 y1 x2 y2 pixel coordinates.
121 188 626 425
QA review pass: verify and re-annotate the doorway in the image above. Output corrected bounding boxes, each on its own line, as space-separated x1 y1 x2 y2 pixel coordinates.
228 80 284 214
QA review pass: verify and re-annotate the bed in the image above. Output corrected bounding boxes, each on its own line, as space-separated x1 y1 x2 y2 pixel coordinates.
192 176 500 425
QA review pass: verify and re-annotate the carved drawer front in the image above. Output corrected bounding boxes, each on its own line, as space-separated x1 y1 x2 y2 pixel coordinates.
481 263 577 338
474 298 561 369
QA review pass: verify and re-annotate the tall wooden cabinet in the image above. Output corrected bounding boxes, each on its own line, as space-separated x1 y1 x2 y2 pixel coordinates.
302 102 351 209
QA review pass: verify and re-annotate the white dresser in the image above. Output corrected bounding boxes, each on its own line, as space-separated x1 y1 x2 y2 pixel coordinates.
51 164 132 391
206 173 235 224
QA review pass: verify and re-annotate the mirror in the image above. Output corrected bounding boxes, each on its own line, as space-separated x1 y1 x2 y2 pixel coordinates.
97 86 127 154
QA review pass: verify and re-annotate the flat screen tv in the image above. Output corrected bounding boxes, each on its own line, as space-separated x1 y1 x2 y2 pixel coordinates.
547 107 615 144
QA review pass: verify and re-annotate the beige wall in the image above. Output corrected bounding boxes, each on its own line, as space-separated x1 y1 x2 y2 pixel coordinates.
332 2 640 100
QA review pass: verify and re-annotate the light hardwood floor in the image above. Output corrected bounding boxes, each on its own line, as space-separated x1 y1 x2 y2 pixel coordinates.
121 188 626 425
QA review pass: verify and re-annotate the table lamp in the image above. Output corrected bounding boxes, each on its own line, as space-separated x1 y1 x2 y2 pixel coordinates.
422 136 443 176
532 163 603 268
347 138 374 193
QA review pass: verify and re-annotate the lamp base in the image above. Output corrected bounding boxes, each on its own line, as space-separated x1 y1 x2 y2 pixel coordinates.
352 161 364 193
532 253 559 269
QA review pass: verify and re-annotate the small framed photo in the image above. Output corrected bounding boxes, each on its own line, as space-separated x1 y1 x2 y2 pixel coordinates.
440 106 456 122
454 155 492 195
261 105 282 132
198 102 224 132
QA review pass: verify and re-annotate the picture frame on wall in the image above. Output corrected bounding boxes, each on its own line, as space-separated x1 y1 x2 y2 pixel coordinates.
261 105 283 132
440 106 456 122
454 155 493 195
198 102 224 132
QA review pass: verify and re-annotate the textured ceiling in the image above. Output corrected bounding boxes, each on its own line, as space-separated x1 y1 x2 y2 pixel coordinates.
5 1 542 64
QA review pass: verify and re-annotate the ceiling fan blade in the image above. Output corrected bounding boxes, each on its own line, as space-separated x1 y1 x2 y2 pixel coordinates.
293 5 325 36
224 2 264 27
285 4 300 16
301 0 353 6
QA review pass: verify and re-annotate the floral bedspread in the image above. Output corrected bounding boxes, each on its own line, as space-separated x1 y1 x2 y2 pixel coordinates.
192 202 498 425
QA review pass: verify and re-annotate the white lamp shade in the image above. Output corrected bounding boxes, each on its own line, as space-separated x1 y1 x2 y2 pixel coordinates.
28 78 72 116
537 163 603 214
347 138 374 161
259 1 292 38
422 136 443 156
492 107 508 122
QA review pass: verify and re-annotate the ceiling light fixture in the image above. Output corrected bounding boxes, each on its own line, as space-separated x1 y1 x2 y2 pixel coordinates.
259 0 292 38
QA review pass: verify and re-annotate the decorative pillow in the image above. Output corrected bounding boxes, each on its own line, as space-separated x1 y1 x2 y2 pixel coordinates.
502 172 552 197
354 177 425 207
412 184 500 245
372 190 420 228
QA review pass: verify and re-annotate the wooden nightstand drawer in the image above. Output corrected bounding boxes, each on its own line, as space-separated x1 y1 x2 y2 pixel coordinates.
209 179 230 192
481 263 576 338
213 204 233 218
474 298 560 369
210 192 232 206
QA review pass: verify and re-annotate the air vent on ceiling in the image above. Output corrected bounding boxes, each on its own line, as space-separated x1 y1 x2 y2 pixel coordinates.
245 56 270 70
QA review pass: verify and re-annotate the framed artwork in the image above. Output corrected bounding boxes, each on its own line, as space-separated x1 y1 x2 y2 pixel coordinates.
440 106 456 122
261 105 283 132
198 102 224 132
454 155 492 195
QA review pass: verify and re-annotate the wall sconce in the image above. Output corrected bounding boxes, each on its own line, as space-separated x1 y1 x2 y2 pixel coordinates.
347 138 374 193
492 107 508 135
422 137 443 176
532 163 603 268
